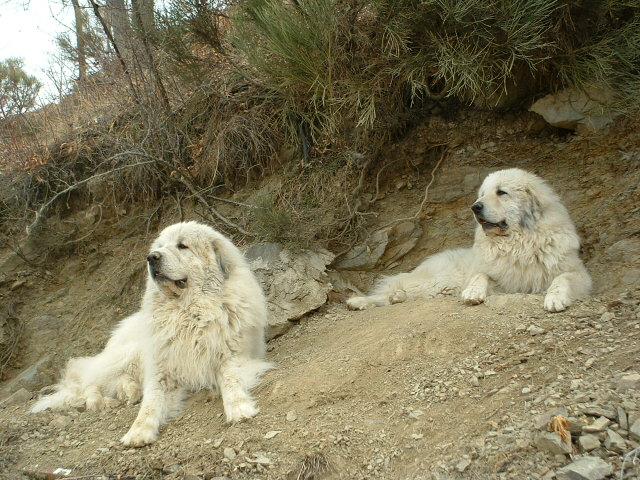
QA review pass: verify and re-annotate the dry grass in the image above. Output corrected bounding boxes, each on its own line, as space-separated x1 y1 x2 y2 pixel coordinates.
290 453 333 480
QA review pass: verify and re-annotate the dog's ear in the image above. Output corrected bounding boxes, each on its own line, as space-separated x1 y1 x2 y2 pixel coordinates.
520 187 542 229
211 239 230 279
211 238 235 280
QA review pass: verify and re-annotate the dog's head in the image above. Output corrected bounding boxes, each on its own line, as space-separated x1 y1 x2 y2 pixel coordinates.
471 168 556 236
146 221 237 297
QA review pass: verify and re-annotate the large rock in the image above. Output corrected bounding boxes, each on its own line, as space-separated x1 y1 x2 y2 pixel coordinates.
617 373 640 392
604 239 640 263
530 86 615 132
555 457 612 480
334 221 422 271
630 417 640 441
0 355 52 400
535 432 572 455
246 243 334 340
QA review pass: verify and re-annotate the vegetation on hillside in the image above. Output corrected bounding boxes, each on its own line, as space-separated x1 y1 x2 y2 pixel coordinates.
0 58 42 120
1 0 640 251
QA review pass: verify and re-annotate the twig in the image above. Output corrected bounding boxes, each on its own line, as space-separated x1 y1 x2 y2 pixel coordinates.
620 448 638 480
0 302 23 376
152 158 252 236
62 475 136 480
26 159 157 236
208 195 259 209
373 158 402 202
377 146 448 230
332 147 448 260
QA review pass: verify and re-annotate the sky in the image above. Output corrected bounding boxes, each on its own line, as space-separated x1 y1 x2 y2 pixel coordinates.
0 0 74 100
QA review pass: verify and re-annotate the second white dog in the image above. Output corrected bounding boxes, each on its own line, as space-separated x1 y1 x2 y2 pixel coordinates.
347 168 592 312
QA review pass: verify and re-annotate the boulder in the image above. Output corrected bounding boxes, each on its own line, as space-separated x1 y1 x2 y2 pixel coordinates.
246 243 334 340
530 86 615 132
334 221 422 271
0 387 32 406
535 432 572 455
555 457 612 480
0 355 52 400
617 373 640 392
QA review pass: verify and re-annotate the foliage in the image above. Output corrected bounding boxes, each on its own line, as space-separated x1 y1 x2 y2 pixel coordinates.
3 0 640 246
0 58 42 119
55 9 109 78
229 0 640 153
252 193 294 244
552 0 640 110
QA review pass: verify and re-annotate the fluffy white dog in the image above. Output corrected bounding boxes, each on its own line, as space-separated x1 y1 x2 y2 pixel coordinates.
32 221 271 447
347 168 591 312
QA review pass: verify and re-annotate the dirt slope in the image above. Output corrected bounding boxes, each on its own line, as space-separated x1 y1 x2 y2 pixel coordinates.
1 110 639 480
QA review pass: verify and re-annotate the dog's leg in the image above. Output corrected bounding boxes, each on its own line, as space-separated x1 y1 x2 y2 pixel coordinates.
84 385 106 410
346 293 395 310
217 360 259 422
544 268 591 312
121 378 184 447
461 273 491 305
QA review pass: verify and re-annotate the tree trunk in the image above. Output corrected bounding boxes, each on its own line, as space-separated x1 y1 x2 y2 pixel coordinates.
70 0 87 83
137 0 155 37
105 0 132 59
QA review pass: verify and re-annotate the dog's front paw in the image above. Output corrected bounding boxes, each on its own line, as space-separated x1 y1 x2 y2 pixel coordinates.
346 296 370 311
544 291 570 312
225 399 258 423
121 425 158 447
85 393 106 411
389 290 407 305
461 285 486 305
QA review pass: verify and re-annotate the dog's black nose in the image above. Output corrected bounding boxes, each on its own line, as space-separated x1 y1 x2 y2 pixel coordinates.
147 251 161 265
471 202 483 213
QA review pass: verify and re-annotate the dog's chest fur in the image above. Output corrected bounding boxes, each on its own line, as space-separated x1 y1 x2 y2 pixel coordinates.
477 229 570 293
150 297 239 390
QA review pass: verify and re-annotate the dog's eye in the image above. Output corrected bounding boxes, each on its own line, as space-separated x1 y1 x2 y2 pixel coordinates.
177 242 189 250
497 189 508 196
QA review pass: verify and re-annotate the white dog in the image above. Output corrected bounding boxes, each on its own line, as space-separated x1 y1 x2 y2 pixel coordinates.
32 221 271 447
347 168 591 312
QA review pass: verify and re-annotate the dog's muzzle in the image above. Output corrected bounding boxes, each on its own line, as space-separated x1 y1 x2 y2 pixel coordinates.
147 251 188 289
471 202 508 231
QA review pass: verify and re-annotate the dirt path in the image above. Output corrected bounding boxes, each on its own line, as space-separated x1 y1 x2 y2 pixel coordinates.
2 291 639 479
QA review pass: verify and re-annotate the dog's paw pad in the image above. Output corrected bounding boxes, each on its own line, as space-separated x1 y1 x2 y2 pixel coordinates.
389 290 407 305
461 287 485 305
121 427 158 447
346 297 369 311
544 293 569 312
226 401 258 423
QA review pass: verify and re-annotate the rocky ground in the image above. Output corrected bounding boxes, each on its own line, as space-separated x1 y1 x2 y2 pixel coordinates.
0 110 639 480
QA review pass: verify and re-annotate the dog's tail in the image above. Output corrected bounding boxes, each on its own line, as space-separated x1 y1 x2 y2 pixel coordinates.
30 354 118 413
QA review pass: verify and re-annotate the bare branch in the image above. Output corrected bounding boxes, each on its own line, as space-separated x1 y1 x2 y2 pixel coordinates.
26 158 157 236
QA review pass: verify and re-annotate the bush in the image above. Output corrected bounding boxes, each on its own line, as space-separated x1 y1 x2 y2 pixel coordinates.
0 58 42 119
230 0 640 151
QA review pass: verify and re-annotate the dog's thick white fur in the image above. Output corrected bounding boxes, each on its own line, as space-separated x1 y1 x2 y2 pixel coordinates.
347 168 591 312
31 221 271 447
